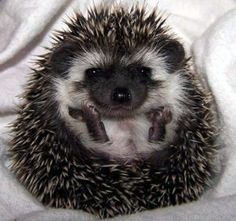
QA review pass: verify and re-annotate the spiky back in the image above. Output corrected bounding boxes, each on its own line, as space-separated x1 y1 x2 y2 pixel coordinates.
48 6 172 57
9 6 219 219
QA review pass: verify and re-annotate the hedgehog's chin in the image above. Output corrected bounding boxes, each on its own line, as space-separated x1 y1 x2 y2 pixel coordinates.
94 102 142 120
99 107 137 120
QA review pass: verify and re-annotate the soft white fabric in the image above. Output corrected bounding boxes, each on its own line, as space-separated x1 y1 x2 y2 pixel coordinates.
193 9 236 198
0 0 236 220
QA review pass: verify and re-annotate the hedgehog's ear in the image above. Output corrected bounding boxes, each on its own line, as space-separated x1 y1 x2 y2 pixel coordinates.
160 40 185 73
49 42 76 77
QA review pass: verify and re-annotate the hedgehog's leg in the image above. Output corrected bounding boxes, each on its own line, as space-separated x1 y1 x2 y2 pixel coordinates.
81 104 109 143
147 106 172 143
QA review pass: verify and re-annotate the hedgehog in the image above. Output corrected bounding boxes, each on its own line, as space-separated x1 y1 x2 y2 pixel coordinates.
9 5 220 219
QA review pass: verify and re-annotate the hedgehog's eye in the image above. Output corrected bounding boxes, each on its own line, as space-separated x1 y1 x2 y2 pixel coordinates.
137 66 152 77
129 66 152 80
85 68 104 78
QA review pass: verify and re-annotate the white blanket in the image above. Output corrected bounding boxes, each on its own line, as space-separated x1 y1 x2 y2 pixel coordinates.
1 0 236 220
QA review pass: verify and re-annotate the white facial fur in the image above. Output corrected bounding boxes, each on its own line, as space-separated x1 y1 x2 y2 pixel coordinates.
55 49 187 160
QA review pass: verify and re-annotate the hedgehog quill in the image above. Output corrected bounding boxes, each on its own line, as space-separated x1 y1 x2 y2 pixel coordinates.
9 5 220 219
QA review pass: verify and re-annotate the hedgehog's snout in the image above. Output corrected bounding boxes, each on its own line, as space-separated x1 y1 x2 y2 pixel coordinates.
93 82 146 118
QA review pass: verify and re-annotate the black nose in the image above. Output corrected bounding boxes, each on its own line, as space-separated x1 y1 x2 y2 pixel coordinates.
111 87 132 104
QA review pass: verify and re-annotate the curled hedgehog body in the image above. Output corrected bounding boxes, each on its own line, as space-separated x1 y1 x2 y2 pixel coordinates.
9 5 220 219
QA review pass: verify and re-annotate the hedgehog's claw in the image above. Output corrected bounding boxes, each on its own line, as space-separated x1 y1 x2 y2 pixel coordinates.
147 106 172 143
81 104 109 143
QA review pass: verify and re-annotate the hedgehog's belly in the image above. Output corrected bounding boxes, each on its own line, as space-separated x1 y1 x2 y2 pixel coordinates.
102 119 137 158
101 116 160 159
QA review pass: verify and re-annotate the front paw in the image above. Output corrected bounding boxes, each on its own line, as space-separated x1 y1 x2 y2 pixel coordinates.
147 106 172 143
68 104 109 143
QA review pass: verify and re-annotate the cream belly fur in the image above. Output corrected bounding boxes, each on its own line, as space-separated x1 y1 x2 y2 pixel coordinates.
75 113 175 160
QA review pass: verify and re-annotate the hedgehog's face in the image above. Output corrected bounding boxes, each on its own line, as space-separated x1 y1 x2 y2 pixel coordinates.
55 48 186 120
51 8 186 121
67 49 168 118
54 43 186 120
